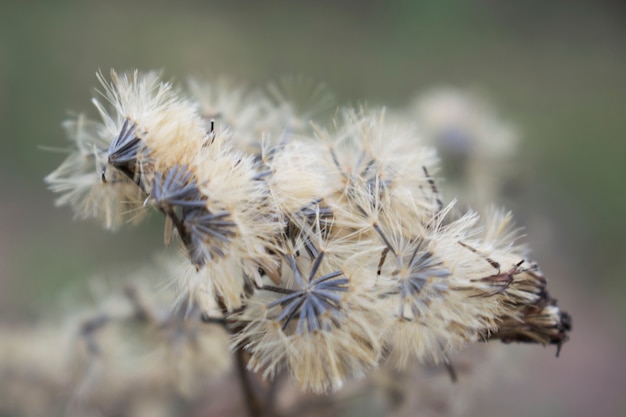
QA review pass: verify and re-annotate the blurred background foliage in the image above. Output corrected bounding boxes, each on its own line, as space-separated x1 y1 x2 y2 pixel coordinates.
0 1 625 416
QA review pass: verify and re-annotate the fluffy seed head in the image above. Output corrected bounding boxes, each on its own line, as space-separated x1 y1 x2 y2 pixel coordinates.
46 70 572 394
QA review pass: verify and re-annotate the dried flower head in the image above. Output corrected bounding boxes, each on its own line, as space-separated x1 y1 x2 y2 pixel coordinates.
408 88 520 206
46 70 571 396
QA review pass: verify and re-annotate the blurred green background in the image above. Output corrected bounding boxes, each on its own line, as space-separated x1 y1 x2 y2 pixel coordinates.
1 1 625 416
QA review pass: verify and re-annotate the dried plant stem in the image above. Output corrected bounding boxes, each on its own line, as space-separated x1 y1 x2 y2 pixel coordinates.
265 370 285 415
235 348 264 417
202 314 269 416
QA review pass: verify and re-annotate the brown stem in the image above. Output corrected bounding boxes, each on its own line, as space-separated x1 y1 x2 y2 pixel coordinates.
265 370 285 416
235 348 263 417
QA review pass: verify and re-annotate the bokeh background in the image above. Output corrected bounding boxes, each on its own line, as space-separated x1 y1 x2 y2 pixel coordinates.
1 1 625 416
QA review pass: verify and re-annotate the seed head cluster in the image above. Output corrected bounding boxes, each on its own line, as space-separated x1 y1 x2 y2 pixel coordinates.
46 70 571 393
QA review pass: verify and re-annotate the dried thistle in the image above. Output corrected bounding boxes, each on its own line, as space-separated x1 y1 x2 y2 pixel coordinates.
45 70 571 401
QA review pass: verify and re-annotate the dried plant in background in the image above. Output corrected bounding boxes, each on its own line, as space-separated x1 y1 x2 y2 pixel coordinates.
36 70 571 416
0 266 232 417
407 88 519 207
